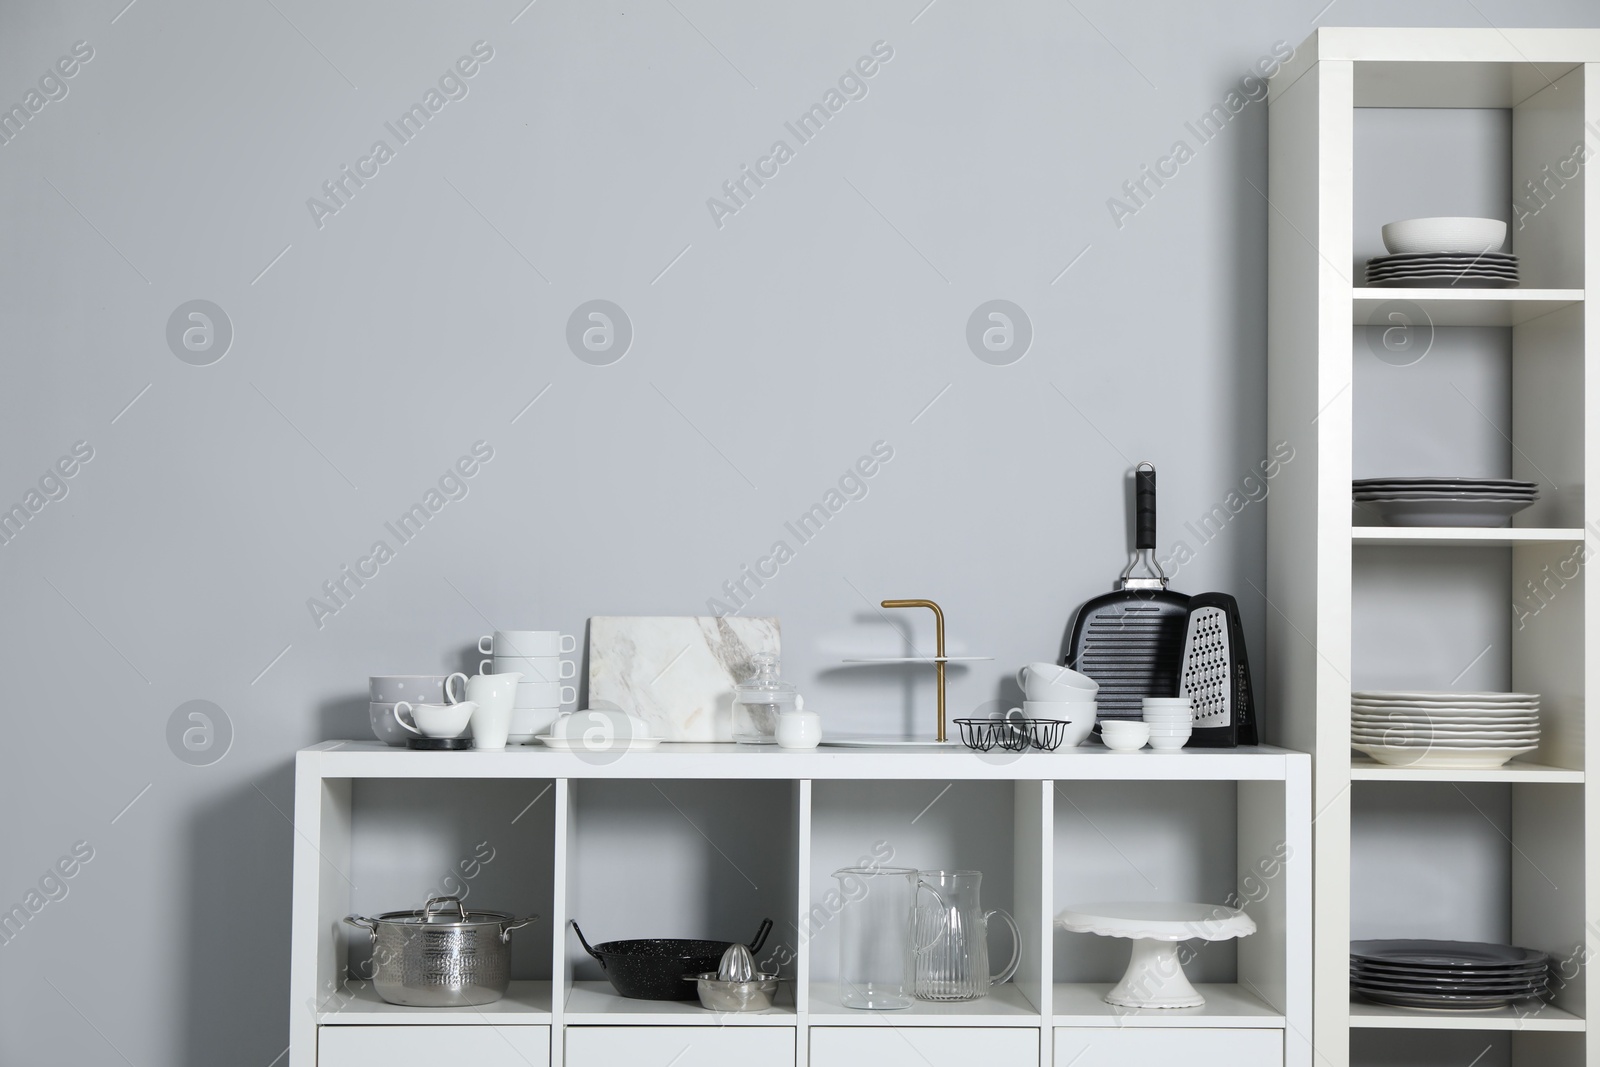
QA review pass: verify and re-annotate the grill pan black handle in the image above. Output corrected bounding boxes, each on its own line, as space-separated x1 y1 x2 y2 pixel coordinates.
748 918 774 953
1136 462 1157 550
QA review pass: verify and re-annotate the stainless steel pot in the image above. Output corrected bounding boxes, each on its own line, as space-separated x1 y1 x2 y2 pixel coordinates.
344 894 536 1006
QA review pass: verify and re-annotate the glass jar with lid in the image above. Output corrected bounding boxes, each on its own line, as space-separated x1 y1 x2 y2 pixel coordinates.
731 652 796 744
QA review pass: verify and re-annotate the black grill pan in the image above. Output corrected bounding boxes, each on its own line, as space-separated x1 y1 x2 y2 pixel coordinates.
1065 463 1190 722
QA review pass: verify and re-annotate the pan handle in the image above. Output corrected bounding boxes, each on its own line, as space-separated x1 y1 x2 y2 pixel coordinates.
747 917 774 954
342 915 378 944
1135 461 1157 551
570 920 607 968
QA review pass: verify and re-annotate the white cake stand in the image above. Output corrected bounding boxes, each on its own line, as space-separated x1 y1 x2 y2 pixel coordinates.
1056 902 1256 1008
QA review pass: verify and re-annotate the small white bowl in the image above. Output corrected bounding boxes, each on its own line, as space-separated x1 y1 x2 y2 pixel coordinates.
1381 217 1507 255
1099 721 1150 752
1149 733 1190 752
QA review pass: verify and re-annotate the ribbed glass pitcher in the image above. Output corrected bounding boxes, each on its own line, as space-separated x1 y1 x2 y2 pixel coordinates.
911 870 1020 1001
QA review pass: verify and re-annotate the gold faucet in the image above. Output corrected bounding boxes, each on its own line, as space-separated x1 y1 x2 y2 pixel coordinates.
880 599 948 742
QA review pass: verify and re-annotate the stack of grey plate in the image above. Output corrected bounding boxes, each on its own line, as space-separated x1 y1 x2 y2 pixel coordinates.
1365 252 1519 288
1353 477 1538 527
1351 939 1550 1009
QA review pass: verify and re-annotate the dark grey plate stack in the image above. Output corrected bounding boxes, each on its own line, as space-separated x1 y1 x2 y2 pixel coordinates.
1350 939 1550 1009
1353 477 1539 527
1365 252 1519 287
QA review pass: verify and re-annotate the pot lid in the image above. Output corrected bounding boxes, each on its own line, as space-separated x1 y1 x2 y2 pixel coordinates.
371 894 516 928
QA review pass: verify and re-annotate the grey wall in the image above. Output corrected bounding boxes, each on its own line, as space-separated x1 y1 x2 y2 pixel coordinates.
3 1 1599 1063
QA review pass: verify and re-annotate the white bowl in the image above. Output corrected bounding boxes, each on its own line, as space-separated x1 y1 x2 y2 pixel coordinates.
1099 721 1150 752
1149 733 1190 752
1381 217 1507 254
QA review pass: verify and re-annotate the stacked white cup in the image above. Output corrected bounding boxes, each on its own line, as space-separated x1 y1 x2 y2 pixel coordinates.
478 631 578 744
1016 662 1099 748
1143 697 1194 751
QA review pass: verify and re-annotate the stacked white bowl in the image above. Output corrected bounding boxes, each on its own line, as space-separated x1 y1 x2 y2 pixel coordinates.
1017 662 1099 748
1143 697 1194 752
479 630 578 744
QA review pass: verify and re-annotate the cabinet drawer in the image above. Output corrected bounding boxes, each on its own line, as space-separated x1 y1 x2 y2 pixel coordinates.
318 1025 549 1067
1054 1028 1281 1067
566 1026 795 1066
810 1027 1039 1067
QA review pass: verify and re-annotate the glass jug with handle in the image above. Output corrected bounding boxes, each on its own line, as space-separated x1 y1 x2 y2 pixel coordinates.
911 869 1021 1001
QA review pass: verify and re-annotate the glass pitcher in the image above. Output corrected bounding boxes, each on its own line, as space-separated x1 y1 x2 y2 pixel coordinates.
833 866 919 1009
911 870 1021 1001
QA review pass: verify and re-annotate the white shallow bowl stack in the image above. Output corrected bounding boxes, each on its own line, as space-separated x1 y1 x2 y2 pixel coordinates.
1350 690 1541 769
1142 697 1193 752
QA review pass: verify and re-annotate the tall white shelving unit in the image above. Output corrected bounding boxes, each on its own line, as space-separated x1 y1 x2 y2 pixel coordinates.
1267 27 1598 1067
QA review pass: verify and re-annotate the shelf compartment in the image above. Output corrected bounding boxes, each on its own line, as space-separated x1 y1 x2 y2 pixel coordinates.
1351 758 1582 783
564 980 796 1024
565 779 799 986
1353 289 1583 326
1350 998 1583 1030
318 980 554 1024
1052 982 1284 1027
1352 527 1586 546
807 981 1039 1024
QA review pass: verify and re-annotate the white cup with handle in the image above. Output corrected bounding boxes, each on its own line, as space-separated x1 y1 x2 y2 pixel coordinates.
482 655 575 682
515 680 577 708
478 631 576 658
1017 662 1098 700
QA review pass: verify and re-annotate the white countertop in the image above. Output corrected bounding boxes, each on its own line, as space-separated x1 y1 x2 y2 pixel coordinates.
298 740 1305 780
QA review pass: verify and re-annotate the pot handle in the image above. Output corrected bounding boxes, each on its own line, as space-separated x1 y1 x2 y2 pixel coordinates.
342 915 378 944
747 917 774 954
499 915 539 945
570 920 606 968
423 895 469 922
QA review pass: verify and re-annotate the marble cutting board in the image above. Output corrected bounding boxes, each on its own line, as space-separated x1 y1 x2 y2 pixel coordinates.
587 616 781 742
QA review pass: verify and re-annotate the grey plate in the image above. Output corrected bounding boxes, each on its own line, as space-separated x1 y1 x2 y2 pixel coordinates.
1352 988 1543 1009
1366 276 1520 289
1354 478 1537 488
1351 940 1548 968
1353 961 1550 981
1367 266 1520 278
1352 978 1547 996
1355 497 1535 526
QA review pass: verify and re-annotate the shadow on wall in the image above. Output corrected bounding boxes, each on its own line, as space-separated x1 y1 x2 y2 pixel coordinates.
181 763 295 1067
320 693 369 742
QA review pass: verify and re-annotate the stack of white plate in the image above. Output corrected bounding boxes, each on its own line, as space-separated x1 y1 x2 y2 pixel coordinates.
1365 252 1518 288
1351 690 1541 769
1353 477 1538 527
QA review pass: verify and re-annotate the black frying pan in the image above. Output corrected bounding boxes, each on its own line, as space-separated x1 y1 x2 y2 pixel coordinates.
1065 463 1191 721
571 919 773 1000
